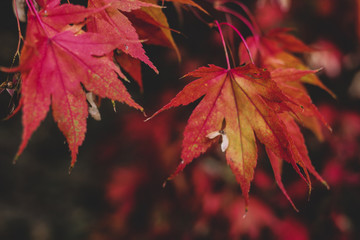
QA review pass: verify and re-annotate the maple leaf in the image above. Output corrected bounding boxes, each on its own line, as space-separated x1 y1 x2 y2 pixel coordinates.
266 113 327 211
238 28 334 145
149 63 317 207
114 52 143 90
239 29 335 98
3 1 142 168
261 28 314 53
238 28 312 64
126 0 181 60
87 0 159 75
165 0 207 13
270 67 331 140
119 0 206 81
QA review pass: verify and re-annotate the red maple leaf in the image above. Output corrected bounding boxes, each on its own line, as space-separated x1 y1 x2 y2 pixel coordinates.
113 0 207 87
125 0 181 61
87 0 159 76
148 63 322 208
239 28 335 98
270 68 331 140
3 1 142 168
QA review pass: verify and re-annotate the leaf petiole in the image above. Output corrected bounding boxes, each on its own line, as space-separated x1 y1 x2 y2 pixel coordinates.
25 0 48 36
219 22 254 65
215 20 231 70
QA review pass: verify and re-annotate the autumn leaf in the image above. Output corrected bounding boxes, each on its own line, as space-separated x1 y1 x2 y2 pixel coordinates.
127 0 181 59
270 67 331 140
3 1 142 168
114 52 143 90
239 28 313 64
266 113 328 211
265 52 335 98
263 28 313 53
165 0 208 13
126 0 207 61
238 28 334 143
149 63 317 207
239 29 335 98
36 0 107 31
87 0 159 74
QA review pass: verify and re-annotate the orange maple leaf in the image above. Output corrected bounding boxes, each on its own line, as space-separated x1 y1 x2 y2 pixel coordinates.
149 63 322 208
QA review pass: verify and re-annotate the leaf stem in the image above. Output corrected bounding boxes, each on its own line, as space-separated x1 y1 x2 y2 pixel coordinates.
233 1 261 35
25 0 48 36
13 0 24 56
219 22 254 65
215 5 258 39
231 1 261 52
215 20 231 70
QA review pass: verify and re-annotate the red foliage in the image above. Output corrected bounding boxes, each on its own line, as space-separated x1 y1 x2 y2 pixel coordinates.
1 0 359 239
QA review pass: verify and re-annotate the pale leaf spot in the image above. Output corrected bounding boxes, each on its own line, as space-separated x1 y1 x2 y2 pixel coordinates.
220 133 229 152
86 92 101 121
207 130 229 152
206 131 221 139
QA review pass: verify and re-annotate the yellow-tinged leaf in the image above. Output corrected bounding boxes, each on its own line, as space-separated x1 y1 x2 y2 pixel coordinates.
149 64 324 208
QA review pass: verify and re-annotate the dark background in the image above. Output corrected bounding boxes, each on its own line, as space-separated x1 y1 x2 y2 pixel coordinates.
0 0 359 239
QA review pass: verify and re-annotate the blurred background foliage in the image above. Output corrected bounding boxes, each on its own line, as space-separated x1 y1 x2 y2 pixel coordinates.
0 0 360 239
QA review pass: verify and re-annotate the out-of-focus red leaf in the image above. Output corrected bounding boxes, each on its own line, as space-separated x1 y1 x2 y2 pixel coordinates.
255 1 286 30
107 167 145 205
239 30 335 98
227 197 279 239
266 28 313 53
307 40 343 78
253 169 273 189
276 218 309 240
320 105 360 160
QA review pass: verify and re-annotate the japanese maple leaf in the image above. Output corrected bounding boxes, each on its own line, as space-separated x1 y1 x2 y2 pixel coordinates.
129 0 206 59
87 0 159 76
270 68 331 140
239 28 335 98
114 52 143 90
114 0 206 86
126 0 181 61
238 28 334 145
3 1 142 168
149 63 314 207
263 68 331 209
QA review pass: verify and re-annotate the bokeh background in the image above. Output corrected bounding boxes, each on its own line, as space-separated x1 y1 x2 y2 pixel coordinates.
0 0 360 239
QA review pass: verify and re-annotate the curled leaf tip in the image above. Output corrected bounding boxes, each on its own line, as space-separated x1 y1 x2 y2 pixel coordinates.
69 158 77 175
13 154 19 165
322 180 330 190
122 75 130 83
68 165 74 175
307 186 312 201
293 206 300 212
111 100 117 112
316 67 325 73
